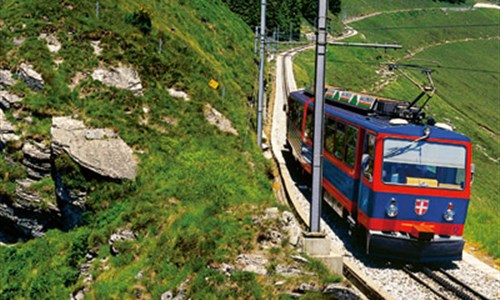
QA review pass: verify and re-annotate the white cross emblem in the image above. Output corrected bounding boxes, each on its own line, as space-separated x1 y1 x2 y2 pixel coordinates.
415 199 429 216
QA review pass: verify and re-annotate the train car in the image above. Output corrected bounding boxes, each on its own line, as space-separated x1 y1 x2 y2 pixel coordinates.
286 87 474 262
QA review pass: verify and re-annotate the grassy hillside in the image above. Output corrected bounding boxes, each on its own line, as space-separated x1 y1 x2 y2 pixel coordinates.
0 1 342 298
342 0 474 19
293 8 500 260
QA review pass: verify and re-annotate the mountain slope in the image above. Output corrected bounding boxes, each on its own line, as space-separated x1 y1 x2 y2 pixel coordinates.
0 1 342 298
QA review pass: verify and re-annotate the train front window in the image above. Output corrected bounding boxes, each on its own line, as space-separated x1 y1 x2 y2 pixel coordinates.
382 139 466 190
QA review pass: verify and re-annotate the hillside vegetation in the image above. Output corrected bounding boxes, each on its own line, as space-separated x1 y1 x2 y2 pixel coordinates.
0 1 343 298
293 8 500 260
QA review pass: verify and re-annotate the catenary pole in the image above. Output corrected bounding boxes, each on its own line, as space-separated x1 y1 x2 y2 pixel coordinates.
310 0 328 233
257 0 266 147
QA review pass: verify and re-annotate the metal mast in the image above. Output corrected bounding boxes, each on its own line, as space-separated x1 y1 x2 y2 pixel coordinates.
310 0 329 233
257 0 267 147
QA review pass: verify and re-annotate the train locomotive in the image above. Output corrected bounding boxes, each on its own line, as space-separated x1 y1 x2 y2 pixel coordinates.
286 87 474 262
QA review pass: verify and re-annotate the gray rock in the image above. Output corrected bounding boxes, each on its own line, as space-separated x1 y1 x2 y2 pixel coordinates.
13 37 25 46
322 284 361 300
275 264 303 277
91 65 143 96
0 196 59 239
135 270 144 280
236 254 268 276
291 255 309 264
0 91 22 109
22 142 51 180
90 40 102 56
51 116 137 180
0 70 16 89
109 229 136 255
70 289 85 300
161 291 174 300
0 109 20 146
282 211 302 246
18 63 44 91
39 33 61 53
168 88 190 101
203 103 238 135
264 207 280 219
294 283 319 293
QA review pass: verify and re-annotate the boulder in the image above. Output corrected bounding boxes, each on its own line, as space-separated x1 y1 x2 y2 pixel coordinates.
0 91 22 109
18 63 44 91
203 103 238 135
91 65 143 96
323 284 362 300
168 88 190 101
39 33 61 53
51 116 137 180
0 70 15 89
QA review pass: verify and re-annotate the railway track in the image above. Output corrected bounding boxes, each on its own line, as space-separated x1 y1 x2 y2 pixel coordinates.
403 265 490 300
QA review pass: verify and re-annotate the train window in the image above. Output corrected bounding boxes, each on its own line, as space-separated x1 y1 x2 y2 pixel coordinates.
382 139 466 190
289 100 303 130
364 134 375 180
305 107 314 141
345 126 358 167
334 121 346 160
324 117 336 154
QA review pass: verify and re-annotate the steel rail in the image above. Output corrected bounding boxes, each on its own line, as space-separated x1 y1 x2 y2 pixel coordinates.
438 268 490 300
403 266 449 300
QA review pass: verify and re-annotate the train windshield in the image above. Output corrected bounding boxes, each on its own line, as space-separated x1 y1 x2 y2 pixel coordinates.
382 138 466 190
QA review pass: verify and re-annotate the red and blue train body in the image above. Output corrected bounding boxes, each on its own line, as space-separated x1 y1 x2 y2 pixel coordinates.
287 88 473 262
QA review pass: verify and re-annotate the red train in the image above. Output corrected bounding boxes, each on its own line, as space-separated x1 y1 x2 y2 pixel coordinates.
287 87 474 262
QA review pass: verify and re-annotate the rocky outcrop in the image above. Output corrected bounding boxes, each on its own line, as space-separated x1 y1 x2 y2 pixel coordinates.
22 142 51 180
91 65 143 96
0 70 16 89
0 178 60 239
51 116 137 180
18 63 44 91
39 33 62 53
0 109 20 147
0 91 22 109
203 103 239 135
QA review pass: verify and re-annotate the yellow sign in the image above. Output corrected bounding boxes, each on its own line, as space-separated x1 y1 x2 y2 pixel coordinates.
208 79 219 90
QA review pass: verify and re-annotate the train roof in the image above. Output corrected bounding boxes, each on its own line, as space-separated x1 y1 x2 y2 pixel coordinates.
289 90 470 143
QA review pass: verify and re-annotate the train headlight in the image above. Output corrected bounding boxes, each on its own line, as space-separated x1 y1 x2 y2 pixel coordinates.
386 198 399 218
443 202 455 222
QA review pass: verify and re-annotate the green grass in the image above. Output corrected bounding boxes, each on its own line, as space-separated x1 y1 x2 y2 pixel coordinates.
0 0 284 298
341 0 475 19
293 8 500 259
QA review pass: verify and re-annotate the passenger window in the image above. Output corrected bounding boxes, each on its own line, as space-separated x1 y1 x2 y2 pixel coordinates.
289 101 303 130
334 121 346 160
345 126 358 167
305 108 314 141
364 134 375 180
324 117 336 154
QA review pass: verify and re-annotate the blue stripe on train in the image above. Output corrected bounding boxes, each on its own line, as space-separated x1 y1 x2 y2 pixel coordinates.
302 142 357 201
358 182 469 225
